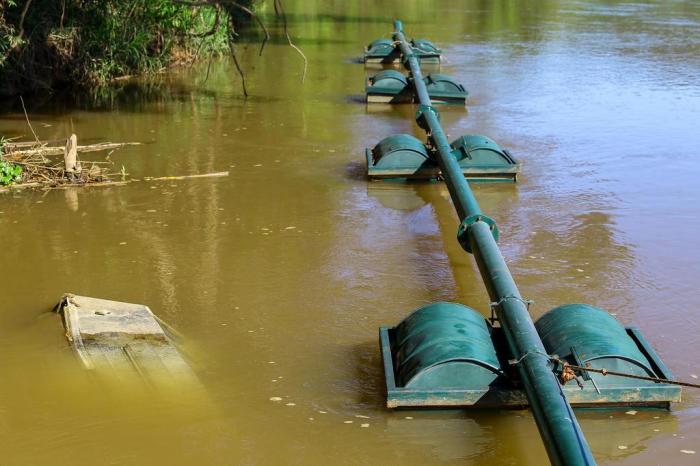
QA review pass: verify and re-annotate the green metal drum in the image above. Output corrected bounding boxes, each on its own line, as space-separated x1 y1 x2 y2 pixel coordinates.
536 304 656 380
410 39 441 63
450 135 520 182
366 71 468 105
391 302 502 389
364 38 442 65
365 134 432 178
381 301 681 408
364 39 398 64
365 70 412 103
424 74 468 104
366 133 521 181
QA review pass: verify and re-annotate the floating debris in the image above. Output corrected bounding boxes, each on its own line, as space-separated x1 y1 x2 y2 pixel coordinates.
625 410 638 415
617 445 628 450
343 420 353 424
360 423 370 428
285 403 296 406
1 135 138 193
56 294 196 384
269 397 283 402
143 172 228 182
680 450 696 455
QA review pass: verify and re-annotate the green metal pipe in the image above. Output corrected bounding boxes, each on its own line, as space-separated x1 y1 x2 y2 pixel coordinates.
469 223 595 466
392 21 432 105
392 20 596 466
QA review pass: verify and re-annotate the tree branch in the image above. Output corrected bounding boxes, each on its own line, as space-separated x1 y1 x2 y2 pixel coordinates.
18 0 34 38
227 18 248 97
274 0 307 83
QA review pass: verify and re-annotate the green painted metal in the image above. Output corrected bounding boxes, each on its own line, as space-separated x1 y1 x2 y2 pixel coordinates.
423 74 468 104
366 72 468 105
411 39 441 62
371 18 678 465
391 302 502 389
381 303 680 409
364 30 441 64
365 70 413 103
366 133 518 181
381 324 681 409
365 22 518 181
450 135 518 180
536 304 656 379
366 134 431 176
382 19 597 466
364 39 399 64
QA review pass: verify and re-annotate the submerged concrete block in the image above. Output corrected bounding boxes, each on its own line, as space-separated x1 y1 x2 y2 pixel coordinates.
57 294 197 384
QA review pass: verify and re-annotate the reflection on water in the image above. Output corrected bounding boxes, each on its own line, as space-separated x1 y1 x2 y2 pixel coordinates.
2 0 700 464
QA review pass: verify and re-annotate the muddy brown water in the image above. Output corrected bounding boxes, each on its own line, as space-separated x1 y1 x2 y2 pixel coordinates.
2 1 700 464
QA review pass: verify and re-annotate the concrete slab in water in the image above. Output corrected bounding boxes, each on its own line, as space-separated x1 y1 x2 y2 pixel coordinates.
57 294 196 383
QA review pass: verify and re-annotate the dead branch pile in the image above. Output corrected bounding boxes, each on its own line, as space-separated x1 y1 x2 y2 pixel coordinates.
1 135 138 191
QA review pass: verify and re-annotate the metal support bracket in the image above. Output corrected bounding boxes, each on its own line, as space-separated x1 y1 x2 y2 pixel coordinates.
457 214 499 253
415 104 439 131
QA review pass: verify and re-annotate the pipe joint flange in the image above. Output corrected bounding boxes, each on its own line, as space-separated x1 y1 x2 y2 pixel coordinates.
415 104 439 132
457 214 499 253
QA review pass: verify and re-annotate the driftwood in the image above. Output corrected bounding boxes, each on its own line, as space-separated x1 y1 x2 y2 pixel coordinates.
4 141 141 157
143 171 229 181
0 172 229 193
64 134 80 176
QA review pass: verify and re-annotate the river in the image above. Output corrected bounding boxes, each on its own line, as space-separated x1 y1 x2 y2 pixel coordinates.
1 0 699 464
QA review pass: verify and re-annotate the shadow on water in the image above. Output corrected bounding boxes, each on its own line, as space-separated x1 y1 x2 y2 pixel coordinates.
237 34 356 47
257 13 396 26
0 64 285 117
366 181 429 211
350 341 387 409
346 94 368 105
344 160 370 182
345 56 366 65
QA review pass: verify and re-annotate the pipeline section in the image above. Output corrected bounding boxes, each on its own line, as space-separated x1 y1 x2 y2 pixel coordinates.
392 19 596 466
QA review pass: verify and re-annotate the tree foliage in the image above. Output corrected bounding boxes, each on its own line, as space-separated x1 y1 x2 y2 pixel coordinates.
0 0 257 95
0 138 22 185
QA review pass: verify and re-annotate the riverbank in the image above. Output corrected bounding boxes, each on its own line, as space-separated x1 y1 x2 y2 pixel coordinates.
0 0 259 96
